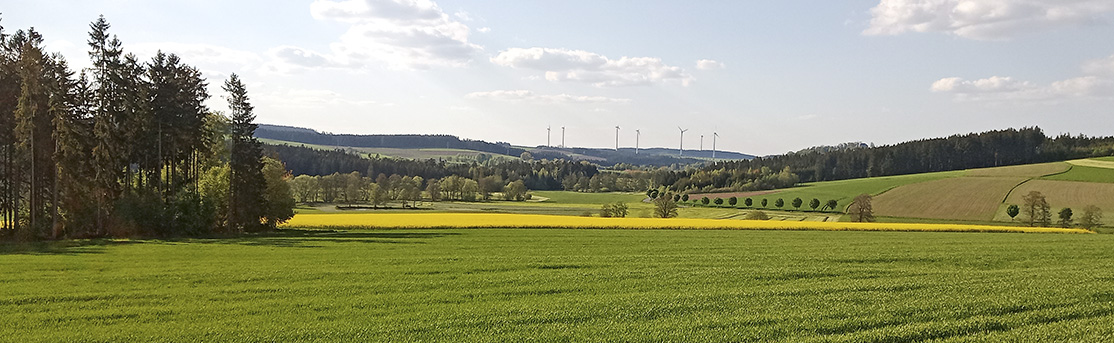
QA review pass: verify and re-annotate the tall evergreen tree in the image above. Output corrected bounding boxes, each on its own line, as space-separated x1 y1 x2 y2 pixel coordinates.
225 74 265 232
14 29 55 239
87 15 128 234
0 17 20 233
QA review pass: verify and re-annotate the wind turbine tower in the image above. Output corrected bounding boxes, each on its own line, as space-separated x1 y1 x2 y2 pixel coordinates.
547 125 551 147
614 126 620 151
678 127 689 156
635 129 640 154
700 134 704 151
712 132 719 160
561 126 566 148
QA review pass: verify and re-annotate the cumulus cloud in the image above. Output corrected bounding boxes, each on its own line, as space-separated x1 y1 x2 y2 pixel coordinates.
491 47 692 87
466 90 631 104
696 59 725 70
1083 54 1114 75
864 0 1114 40
130 42 262 67
286 0 483 69
932 75 1114 101
256 88 381 108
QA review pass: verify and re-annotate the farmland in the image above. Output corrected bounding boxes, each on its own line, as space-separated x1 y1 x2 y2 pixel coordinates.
683 159 1113 226
281 213 1088 233
4 229 1113 342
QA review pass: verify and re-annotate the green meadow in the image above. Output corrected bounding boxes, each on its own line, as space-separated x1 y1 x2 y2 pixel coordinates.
4 229 1114 342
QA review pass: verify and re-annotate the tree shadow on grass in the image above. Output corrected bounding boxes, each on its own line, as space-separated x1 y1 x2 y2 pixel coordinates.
204 229 462 248
0 239 145 256
0 229 462 254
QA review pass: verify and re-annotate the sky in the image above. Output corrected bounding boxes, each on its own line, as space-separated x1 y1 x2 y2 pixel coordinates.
5 0 1114 155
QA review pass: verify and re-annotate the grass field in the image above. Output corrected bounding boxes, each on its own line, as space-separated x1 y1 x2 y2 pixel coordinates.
747 170 965 210
1043 165 1114 183
873 177 1027 221
1002 180 1114 225
964 162 1069 177
3 229 1113 341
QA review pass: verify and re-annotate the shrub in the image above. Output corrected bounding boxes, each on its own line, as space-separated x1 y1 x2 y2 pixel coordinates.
744 211 770 220
714 198 724 206
728 197 738 206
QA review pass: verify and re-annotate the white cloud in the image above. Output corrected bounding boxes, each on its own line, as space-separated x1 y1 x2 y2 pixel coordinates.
864 0 1114 40
130 42 262 67
466 90 631 104
491 47 692 87
256 88 380 109
476 27 491 33
1083 54 1114 75
293 0 483 69
931 75 1114 101
696 59 725 70
930 76 1034 93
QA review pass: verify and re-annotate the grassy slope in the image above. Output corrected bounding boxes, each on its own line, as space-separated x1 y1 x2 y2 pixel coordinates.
3 229 1113 342
1043 165 1114 183
873 177 1027 221
750 170 965 208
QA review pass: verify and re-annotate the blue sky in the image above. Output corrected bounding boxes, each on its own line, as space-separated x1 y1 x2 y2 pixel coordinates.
5 0 1114 155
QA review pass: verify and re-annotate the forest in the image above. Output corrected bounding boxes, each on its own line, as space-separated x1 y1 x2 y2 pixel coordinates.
0 16 293 240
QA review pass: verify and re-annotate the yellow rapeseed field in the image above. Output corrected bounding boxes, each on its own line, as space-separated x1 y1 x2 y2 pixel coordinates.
281 213 1092 234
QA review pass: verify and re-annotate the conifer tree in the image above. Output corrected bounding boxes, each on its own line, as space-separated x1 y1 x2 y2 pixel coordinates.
87 15 128 233
0 17 20 232
15 29 54 238
225 73 266 232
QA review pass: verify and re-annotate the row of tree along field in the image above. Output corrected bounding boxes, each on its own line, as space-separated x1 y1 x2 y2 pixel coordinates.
289 172 531 206
0 16 294 240
1006 191 1104 229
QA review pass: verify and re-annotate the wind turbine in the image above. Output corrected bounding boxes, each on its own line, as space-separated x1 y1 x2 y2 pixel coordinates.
614 126 620 151
561 126 566 148
635 129 640 154
712 132 719 160
678 127 689 156
547 125 551 147
700 134 704 151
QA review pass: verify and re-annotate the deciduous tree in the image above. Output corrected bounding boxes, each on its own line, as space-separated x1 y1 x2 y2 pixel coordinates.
1022 191 1050 227
848 193 874 222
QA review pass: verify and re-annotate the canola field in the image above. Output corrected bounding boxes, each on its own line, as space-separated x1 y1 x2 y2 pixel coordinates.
280 213 1091 234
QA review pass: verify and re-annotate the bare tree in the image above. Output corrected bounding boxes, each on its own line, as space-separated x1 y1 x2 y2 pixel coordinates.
1022 191 1051 227
848 193 874 222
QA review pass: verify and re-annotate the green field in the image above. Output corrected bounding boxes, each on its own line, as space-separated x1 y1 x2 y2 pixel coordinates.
1043 165 1114 183
4 229 1113 341
748 170 964 209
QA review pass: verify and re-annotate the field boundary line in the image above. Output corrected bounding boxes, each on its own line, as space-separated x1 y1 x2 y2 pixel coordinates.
1000 164 1074 204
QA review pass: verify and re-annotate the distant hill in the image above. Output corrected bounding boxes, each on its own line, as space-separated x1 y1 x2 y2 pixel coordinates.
255 124 525 157
256 124 754 167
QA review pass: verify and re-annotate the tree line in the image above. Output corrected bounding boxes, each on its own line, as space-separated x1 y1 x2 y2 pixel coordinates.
255 124 526 157
289 172 531 206
703 127 1114 185
0 16 293 240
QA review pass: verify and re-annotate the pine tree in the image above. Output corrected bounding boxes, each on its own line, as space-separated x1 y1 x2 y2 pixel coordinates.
14 29 55 239
87 15 128 234
225 74 266 232
0 18 20 233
